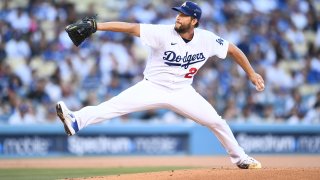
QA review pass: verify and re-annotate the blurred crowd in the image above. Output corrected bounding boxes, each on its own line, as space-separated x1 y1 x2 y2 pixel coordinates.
0 0 319 125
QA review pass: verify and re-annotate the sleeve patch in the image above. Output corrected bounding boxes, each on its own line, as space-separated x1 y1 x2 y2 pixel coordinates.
216 38 224 46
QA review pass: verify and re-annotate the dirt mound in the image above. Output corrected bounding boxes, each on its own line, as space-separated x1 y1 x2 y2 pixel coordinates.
71 168 320 180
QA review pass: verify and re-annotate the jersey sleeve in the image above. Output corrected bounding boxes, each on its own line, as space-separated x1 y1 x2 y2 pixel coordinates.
210 33 229 59
140 24 164 48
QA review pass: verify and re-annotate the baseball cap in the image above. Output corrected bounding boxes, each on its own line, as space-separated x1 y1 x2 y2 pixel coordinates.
172 1 202 21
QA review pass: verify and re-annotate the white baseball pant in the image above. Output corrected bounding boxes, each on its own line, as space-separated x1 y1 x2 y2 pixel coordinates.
74 79 247 164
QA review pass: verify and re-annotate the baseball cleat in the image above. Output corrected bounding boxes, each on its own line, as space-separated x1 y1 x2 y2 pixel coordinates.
56 101 79 136
237 156 262 169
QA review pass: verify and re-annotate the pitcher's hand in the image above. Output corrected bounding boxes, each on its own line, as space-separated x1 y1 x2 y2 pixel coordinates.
249 73 265 92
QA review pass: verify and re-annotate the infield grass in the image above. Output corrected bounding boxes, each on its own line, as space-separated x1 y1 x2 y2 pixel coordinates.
0 166 193 180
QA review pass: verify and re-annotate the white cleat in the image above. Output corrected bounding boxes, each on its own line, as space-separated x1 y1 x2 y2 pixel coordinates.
56 101 79 136
237 156 262 169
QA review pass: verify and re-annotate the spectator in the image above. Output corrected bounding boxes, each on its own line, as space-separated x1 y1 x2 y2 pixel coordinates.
0 0 319 125
5 32 31 59
8 100 37 125
235 104 261 124
27 78 51 104
7 7 30 33
304 91 320 124
262 104 276 124
0 43 7 61
38 104 60 124
59 81 82 111
223 98 239 121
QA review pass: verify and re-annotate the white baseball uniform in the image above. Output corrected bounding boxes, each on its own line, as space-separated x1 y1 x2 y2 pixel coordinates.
74 24 248 164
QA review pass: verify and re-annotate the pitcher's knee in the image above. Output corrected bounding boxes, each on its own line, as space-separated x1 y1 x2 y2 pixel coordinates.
203 117 227 129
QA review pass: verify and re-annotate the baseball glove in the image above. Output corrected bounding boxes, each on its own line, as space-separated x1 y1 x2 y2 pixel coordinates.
65 15 97 46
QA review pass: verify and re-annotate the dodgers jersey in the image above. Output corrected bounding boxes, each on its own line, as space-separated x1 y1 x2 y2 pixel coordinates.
140 24 229 89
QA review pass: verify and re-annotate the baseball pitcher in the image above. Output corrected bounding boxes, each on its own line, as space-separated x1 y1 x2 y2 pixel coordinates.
58 1 265 169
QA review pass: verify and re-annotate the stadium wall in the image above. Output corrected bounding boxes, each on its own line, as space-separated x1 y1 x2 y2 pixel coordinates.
0 123 319 157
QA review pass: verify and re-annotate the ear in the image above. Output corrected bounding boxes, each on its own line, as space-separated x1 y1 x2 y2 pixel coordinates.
191 18 198 26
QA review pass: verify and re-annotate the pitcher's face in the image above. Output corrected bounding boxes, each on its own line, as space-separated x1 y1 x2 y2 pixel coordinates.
174 13 195 33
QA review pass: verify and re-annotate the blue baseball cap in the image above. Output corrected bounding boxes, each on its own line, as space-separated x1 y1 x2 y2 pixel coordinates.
172 1 202 21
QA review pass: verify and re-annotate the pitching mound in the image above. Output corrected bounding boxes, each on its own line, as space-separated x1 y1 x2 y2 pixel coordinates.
91 167 320 180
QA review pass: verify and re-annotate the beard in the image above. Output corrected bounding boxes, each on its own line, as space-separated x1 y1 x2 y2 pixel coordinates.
174 22 192 34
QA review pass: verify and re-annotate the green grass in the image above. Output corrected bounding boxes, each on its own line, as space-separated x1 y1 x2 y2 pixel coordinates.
0 166 193 180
